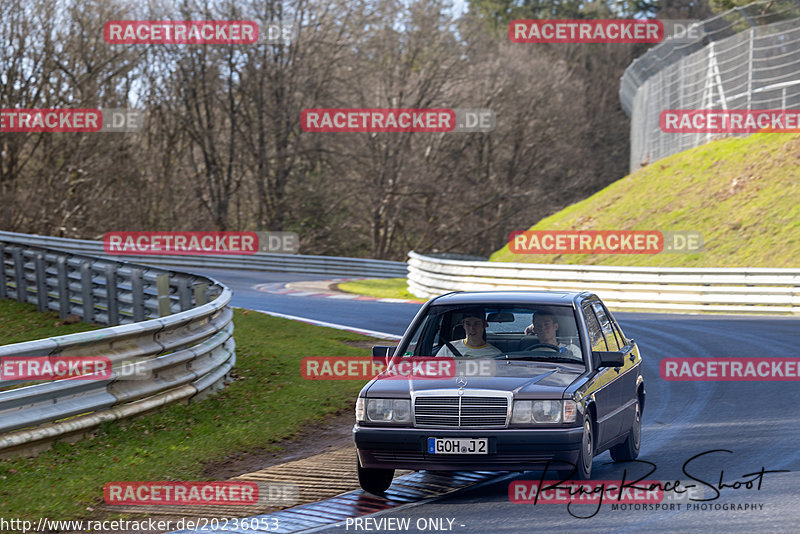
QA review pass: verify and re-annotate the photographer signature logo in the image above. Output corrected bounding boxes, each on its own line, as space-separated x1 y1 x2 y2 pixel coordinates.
509 449 788 518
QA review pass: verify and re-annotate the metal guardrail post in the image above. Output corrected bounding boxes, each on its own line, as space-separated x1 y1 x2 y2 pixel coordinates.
131 268 145 322
194 282 208 306
12 247 25 303
157 273 171 317
80 261 93 322
34 253 47 313
178 277 191 311
56 257 69 319
105 264 119 325
0 244 6 300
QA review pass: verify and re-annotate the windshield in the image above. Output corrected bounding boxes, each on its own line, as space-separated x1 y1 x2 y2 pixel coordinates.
397 303 584 366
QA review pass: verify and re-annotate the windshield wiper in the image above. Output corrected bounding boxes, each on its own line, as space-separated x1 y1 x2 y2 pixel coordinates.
505 355 583 365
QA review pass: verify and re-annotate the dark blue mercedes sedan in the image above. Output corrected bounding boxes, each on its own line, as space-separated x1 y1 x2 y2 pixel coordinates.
354 291 645 494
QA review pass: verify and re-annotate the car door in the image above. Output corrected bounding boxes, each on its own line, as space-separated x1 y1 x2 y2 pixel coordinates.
582 304 622 445
606 307 641 432
590 301 630 445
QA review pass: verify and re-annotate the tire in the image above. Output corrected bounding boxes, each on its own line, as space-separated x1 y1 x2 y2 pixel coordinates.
559 413 594 480
357 457 394 494
610 398 641 462
574 413 594 480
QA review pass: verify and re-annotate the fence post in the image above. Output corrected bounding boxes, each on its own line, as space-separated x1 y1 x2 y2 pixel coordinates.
105 264 119 325
746 27 754 111
131 268 145 322
0 243 6 300
81 261 94 322
57 256 69 319
12 247 25 303
34 253 47 313
157 273 171 317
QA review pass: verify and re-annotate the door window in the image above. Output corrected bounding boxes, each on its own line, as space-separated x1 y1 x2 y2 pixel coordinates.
591 302 621 351
583 305 608 352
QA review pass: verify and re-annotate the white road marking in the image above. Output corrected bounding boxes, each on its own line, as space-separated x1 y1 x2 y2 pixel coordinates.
245 308 402 340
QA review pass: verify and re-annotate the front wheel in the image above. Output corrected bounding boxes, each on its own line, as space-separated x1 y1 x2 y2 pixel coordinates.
575 414 594 479
610 398 641 462
357 457 394 494
560 414 594 480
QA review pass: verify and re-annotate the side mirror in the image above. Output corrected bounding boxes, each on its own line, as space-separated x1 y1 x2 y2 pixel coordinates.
593 351 624 368
372 346 395 362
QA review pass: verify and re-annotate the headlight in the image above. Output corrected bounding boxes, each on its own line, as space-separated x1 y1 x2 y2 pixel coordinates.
393 399 411 422
510 400 533 423
532 400 562 423
362 398 412 423
512 400 576 424
367 399 394 421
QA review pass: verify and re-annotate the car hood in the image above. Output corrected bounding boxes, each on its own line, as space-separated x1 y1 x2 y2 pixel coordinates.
365 361 584 399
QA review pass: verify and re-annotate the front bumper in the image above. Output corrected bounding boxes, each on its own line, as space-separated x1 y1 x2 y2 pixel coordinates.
354 424 584 471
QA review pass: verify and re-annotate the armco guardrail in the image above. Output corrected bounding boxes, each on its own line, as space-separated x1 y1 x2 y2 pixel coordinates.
407 251 800 314
0 231 407 278
0 238 234 455
0 241 219 325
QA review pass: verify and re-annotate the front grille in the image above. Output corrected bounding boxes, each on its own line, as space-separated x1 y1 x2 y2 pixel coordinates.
414 396 508 428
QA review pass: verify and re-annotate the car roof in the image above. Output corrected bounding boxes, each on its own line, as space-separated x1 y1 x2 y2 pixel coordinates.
430 291 595 307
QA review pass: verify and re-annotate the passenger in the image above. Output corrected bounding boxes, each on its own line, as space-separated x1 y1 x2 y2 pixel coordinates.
524 311 582 359
437 309 502 358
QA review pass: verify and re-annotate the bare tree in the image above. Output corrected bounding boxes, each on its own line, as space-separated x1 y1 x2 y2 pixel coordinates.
0 0 650 259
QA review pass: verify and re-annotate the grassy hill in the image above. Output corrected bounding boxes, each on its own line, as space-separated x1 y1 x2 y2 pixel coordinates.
490 132 800 267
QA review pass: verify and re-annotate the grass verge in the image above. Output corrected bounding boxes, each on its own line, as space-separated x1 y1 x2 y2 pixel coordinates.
491 132 800 267
0 308 374 520
336 278 420 300
0 299 100 346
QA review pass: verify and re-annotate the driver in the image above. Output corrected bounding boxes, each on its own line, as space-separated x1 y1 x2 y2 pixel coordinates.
524 311 581 359
437 309 502 358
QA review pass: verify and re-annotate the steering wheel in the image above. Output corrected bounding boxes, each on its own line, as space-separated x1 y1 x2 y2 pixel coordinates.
525 343 561 352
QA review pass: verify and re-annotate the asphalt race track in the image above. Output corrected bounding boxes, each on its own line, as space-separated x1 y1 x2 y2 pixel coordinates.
187 267 419 337
186 267 800 533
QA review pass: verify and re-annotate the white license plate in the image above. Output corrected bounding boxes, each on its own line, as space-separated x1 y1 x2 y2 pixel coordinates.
428 437 488 455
